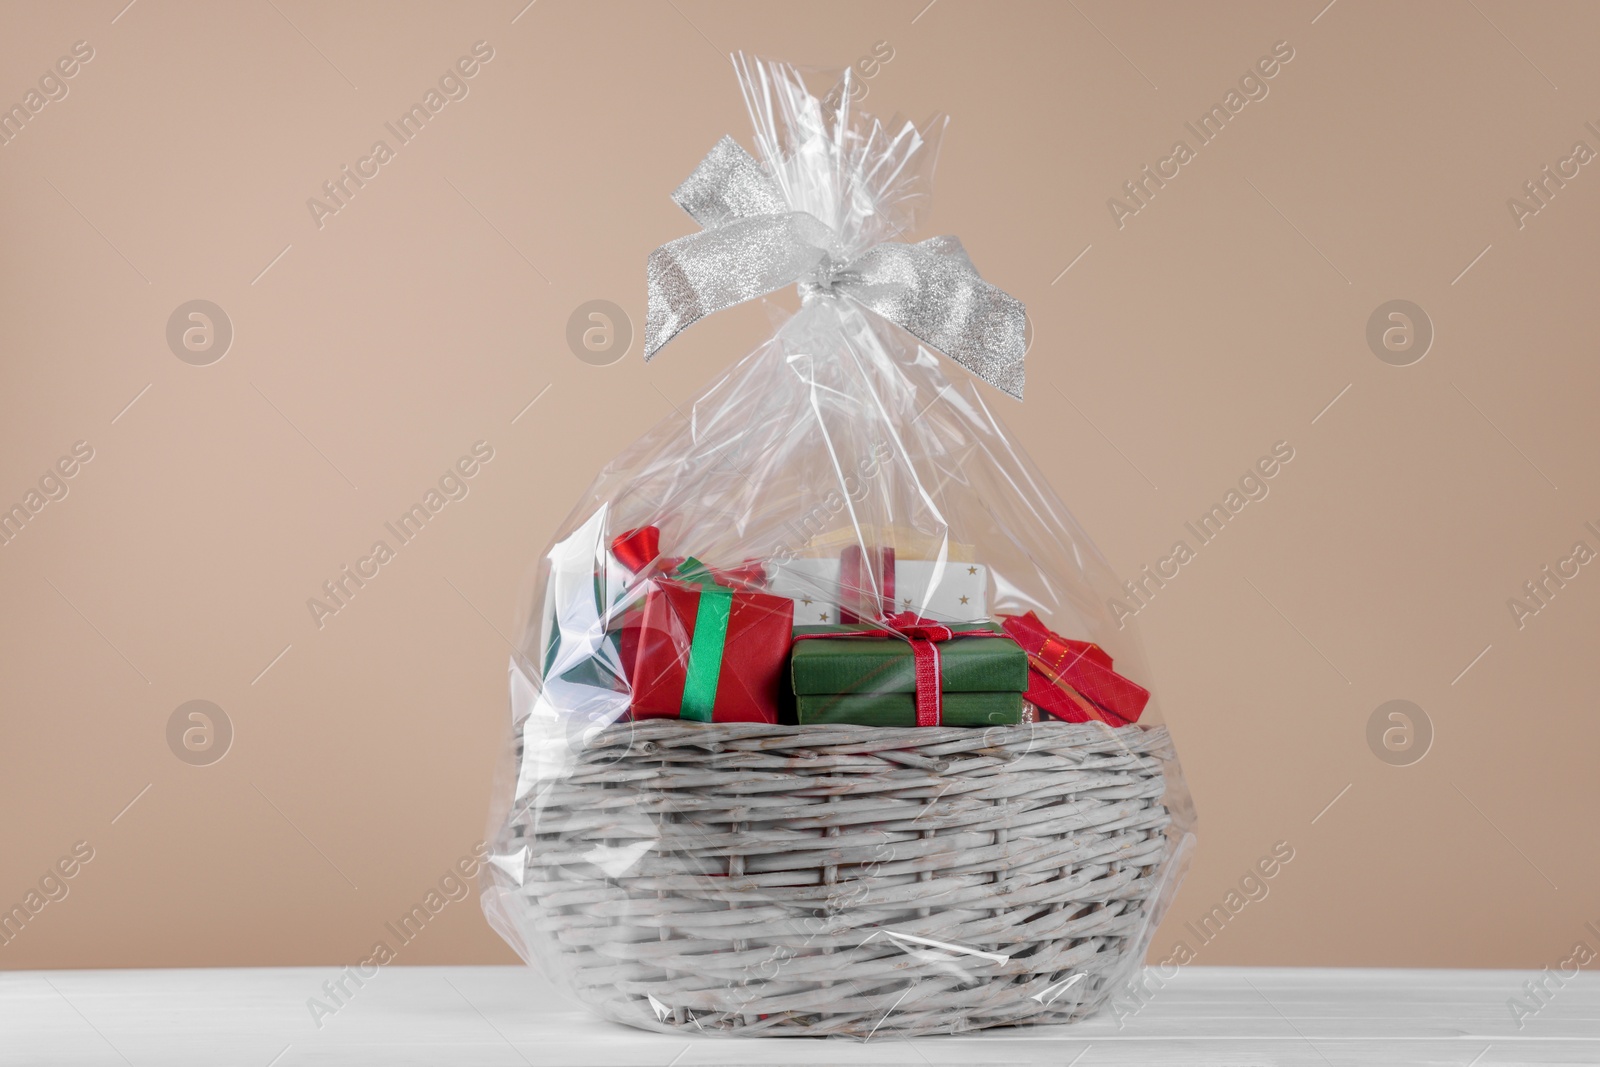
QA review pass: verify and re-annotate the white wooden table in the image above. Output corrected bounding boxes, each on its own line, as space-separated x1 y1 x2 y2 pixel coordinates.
3 965 1595 1065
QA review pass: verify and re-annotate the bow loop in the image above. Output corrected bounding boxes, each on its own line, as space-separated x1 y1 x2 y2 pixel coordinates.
645 136 1028 399
644 213 833 359
882 611 956 643
672 135 789 228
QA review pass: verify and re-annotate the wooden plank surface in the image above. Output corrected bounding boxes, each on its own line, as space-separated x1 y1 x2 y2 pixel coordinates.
3 965 1596 1065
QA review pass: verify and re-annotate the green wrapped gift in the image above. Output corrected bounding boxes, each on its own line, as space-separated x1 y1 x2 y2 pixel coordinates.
796 691 1024 726
788 617 1028 728
790 621 1027 695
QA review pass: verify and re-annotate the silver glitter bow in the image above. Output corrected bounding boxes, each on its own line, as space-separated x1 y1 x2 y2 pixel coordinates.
644 135 1028 398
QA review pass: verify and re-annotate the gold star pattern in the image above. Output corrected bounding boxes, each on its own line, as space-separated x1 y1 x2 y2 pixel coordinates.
902 597 912 608
800 597 813 606
959 595 969 605
819 612 829 622
967 566 978 575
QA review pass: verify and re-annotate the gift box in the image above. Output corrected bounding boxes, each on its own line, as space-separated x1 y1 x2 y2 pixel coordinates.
629 576 795 723
768 555 989 624
796 691 1024 726
790 615 1025 727
1000 611 1150 726
790 620 1026 694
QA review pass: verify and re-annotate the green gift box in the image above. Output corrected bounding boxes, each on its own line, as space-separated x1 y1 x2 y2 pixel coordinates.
788 620 1027 727
790 621 1027 695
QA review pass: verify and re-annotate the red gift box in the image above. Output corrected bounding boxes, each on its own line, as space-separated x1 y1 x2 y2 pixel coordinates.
1000 611 1149 726
630 578 794 723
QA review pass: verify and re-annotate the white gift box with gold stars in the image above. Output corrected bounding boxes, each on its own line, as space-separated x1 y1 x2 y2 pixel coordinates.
766 558 989 624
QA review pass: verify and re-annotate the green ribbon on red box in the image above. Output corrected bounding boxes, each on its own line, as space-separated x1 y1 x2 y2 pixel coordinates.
628 553 791 724
607 533 745 721
673 557 732 722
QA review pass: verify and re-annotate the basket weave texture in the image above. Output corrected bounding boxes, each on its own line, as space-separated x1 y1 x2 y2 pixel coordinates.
513 718 1174 1038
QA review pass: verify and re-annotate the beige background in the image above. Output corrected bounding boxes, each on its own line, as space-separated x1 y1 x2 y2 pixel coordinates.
1 0 1596 974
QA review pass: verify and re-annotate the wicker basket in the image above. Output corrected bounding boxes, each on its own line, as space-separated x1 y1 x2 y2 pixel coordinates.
511 718 1174 1038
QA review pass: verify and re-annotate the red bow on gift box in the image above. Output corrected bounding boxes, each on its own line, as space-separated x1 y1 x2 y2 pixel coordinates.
610 526 661 572
609 526 768 588
1000 611 1149 726
793 612 1005 727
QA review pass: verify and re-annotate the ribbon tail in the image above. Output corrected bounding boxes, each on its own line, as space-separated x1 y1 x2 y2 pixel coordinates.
644 213 833 360
838 236 1027 399
672 135 790 229
909 637 942 727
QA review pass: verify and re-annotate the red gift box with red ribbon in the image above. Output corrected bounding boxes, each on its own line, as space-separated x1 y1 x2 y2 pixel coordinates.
1000 611 1149 726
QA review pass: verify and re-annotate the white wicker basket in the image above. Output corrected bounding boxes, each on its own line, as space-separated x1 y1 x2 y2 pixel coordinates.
511 718 1174 1037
